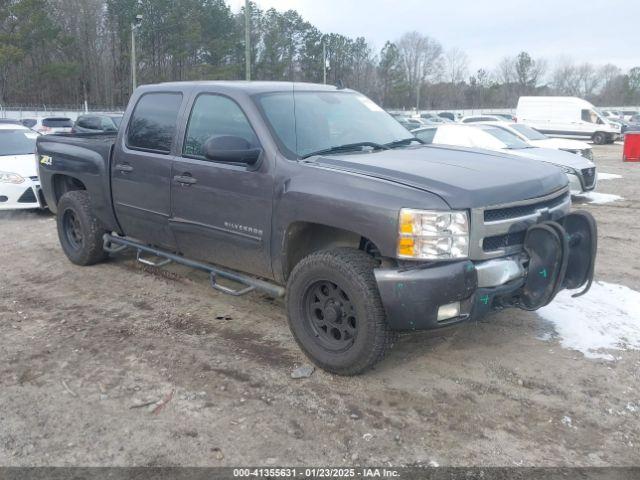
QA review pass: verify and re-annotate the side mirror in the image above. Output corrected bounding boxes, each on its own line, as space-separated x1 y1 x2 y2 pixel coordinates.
203 135 261 165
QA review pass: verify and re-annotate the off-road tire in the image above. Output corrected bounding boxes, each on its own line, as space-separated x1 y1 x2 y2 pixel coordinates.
286 248 396 375
56 190 108 266
592 132 606 145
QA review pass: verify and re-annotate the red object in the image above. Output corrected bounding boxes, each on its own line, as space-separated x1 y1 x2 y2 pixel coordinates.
623 132 640 162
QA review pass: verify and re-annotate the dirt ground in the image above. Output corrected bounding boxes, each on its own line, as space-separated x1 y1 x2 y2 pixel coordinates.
0 144 638 467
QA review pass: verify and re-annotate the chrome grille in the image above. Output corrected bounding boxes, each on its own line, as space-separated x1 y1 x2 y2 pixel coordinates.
484 191 570 222
469 187 571 260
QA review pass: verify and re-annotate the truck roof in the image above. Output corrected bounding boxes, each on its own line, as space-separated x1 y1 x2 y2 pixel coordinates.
141 80 347 94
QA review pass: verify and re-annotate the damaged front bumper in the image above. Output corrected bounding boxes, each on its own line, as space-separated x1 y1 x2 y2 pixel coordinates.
375 211 597 331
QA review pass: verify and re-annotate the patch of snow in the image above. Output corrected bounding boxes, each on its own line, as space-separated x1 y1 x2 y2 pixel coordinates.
597 172 622 180
561 416 572 427
428 460 439 467
537 281 640 360
574 192 623 204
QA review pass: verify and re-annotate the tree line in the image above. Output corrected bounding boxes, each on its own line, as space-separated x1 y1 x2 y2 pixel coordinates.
1 0 639 110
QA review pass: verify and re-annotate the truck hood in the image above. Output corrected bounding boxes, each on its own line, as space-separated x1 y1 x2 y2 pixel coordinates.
507 147 595 170
307 145 568 209
0 154 38 178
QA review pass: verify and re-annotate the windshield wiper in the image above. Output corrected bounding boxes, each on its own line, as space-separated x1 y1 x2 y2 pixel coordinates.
384 137 424 148
300 142 389 159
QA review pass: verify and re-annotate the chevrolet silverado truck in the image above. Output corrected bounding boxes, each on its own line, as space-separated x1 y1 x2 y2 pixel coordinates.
37 82 597 375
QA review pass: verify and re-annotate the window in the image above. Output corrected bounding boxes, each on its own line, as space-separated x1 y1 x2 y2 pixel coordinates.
0 129 37 156
127 92 182 153
43 118 73 128
183 94 258 160
510 123 547 141
77 117 101 130
414 128 437 144
581 109 602 124
481 127 531 149
258 91 412 158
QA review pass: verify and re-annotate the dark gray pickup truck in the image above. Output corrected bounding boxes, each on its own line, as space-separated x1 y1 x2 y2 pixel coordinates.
37 81 597 375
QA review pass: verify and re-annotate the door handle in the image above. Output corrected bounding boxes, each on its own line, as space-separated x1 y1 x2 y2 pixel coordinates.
115 163 133 173
174 174 197 186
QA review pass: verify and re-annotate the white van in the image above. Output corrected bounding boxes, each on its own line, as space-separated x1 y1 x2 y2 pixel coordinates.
516 96 621 145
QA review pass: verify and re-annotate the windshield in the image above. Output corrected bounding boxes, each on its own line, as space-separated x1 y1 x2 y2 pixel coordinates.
510 123 547 141
0 129 37 156
257 90 414 158
482 126 532 149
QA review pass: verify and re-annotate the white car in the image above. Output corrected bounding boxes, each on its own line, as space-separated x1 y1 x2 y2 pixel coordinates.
0 124 44 210
32 117 74 135
476 121 593 160
412 123 597 195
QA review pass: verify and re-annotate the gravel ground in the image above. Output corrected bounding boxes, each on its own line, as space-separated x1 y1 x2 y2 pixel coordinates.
0 144 638 467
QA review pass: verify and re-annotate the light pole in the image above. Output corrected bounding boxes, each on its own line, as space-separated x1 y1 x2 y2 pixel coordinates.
244 0 251 81
131 14 143 93
322 40 326 84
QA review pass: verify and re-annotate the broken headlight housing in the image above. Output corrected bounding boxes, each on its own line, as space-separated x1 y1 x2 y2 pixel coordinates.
397 209 469 260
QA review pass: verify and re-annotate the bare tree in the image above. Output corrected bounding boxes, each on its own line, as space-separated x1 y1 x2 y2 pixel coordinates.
397 31 442 109
444 46 468 85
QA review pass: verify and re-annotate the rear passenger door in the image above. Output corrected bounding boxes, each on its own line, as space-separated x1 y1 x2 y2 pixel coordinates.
112 92 183 249
170 93 274 278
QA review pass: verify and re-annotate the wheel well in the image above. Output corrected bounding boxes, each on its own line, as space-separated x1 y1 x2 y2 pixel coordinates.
282 222 380 280
52 174 86 206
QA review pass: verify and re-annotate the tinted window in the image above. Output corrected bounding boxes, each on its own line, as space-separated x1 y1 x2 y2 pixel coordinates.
43 118 73 128
77 116 101 130
183 94 258 160
0 129 37 156
127 93 182 153
110 116 122 128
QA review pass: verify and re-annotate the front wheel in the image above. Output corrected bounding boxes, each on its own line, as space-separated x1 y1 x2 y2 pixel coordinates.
56 190 108 266
592 132 606 145
286 248 396 375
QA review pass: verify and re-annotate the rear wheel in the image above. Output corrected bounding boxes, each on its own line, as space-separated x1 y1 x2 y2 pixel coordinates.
592 132 606 145
286 248 396 375
56 190 108 266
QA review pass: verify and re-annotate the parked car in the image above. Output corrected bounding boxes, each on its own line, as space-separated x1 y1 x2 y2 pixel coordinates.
516 96 620 145
72 114 123 133
37 81 596 375
629 114 640 124
33 117 74 135
474 121 593 160
412 123 597 194
437 111 457 121
395 115 427 130
621 110 639 122
21 118 37 129
460 114 512 123
0 124 44 210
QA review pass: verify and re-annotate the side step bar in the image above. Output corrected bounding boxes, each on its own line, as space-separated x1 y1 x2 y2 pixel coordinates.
102 234 285 298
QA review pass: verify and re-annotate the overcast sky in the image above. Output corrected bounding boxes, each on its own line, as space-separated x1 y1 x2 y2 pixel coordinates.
227 0 638 75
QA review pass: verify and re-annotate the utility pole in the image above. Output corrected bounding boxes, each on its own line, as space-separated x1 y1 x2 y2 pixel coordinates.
245 0 251 81
131 14 143 94
322 40 326 84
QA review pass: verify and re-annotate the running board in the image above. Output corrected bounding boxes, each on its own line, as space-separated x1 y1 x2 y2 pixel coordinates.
102 234 285 298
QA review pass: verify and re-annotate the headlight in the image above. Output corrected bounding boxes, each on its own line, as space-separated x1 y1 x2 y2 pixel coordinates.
0 171 25 184
397 209 469 260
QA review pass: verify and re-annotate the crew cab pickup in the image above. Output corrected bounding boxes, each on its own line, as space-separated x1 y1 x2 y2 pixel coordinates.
37 82 597 375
